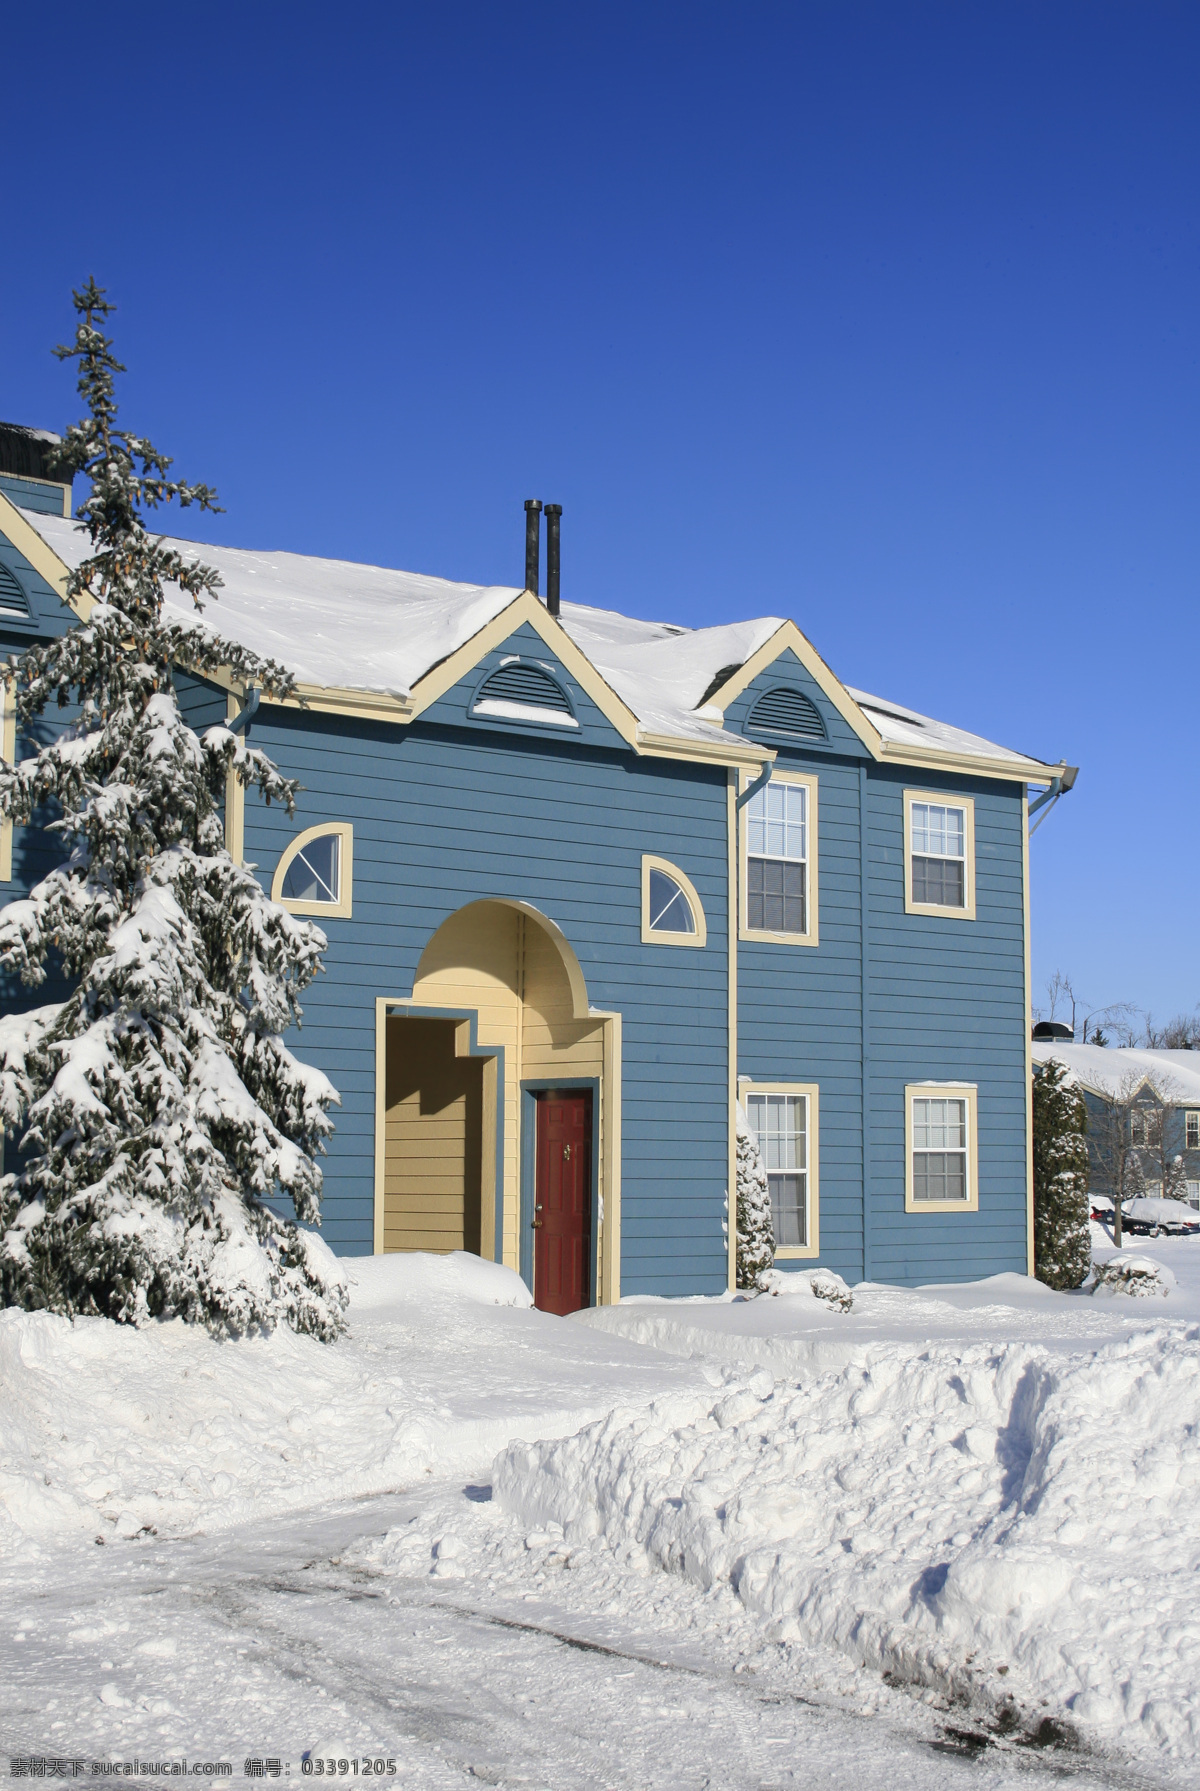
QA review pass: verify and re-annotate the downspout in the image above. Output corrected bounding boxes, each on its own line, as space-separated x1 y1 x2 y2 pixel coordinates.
227 686 260 735
736 758 773 810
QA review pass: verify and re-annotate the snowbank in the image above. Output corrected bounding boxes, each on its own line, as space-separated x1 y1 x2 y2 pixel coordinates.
495 1323 1200 1760
0 1251 699 1558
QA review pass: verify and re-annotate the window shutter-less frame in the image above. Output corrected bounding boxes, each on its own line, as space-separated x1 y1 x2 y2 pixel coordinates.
745 685 827 742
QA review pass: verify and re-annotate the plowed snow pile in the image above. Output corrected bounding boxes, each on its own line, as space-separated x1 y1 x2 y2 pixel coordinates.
496 1323 1200 1760
0 1251 704 1556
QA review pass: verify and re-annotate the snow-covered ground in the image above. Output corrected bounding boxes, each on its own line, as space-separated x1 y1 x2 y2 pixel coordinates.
2 1243 1198 1786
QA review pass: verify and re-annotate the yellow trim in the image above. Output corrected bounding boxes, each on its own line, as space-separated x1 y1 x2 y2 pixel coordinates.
727 773 738 1293
738 1077 820 1259
903 789 976 921
738 767 819 947
904 1082 980 1213
1022 789 1034 1275
641 854 707 947
710 622 885 758
270 822 354 918
635 729 771 771
224 694 246 864
884 740 1063 785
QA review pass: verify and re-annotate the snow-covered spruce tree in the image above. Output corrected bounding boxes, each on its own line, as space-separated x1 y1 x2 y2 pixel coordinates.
735 1103 775 1290
1031 1058 1091 1291
0 280 346 1338
1123 1148 1146 1206
1164 1153 1189 1203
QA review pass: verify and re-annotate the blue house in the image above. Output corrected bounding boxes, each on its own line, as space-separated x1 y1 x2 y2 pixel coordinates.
0 437 1070 1311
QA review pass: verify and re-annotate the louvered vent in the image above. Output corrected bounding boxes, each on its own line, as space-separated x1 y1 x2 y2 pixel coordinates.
746 685 827 741
474 661 573 716
0 563 29 615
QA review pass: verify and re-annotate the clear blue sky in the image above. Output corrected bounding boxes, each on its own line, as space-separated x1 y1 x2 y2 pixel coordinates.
2 4 1196 1024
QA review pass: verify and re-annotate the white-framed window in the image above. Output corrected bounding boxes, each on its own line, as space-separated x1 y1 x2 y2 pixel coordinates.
1186 1111 1199 1151
640 855 706 947
1130 1109 1149 1147
1186 1180 1200 1211
739 770 818 945
739 1078 820 1258
903 791 975 919
271 822 354 919
905 1083 979 1212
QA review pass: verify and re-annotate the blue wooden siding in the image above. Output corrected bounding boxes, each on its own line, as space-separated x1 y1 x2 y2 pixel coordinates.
865 766 1028 1283
730 650 1029 1288
0 476 67 517
240 704 732 1291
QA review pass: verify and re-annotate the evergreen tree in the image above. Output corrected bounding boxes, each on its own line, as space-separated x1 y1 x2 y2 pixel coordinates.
0 281 346 1338
1032 1058 1091 1291
1123 1149 1146 1204
1164 1153 1188 1203
735 1103 775 1290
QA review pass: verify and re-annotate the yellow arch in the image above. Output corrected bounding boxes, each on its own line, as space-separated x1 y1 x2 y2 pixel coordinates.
413 896 592 1020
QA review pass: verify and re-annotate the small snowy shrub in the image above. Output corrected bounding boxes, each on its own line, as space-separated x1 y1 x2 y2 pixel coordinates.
759 1265 853 1309
1086 1254 1175 1299
0 281 345 1339
1032 1058 1091 1291
809 1267 853 1311
734 1103 774 1289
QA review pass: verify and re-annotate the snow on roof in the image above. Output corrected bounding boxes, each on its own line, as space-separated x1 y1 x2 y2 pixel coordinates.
1032 1041 1200 1103
18 507 1053 769
847 687 1046 772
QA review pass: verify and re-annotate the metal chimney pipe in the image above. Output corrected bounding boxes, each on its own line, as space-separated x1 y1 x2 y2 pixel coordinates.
544 503 562 618
524 499 542 595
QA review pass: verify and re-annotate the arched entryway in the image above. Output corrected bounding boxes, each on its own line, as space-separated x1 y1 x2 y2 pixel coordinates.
373 900 621 1310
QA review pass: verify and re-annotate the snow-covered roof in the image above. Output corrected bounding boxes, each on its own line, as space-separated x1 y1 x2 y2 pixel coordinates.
17 506 1056 773
847 687 1046 770
1033 1041 1200 1103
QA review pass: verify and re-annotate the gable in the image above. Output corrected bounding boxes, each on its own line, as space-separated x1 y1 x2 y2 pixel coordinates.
720 647 871 760
414 621 633 754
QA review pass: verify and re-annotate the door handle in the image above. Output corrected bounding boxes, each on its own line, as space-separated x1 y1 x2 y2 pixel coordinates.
563 1143 571 1161
532 1203 544 1230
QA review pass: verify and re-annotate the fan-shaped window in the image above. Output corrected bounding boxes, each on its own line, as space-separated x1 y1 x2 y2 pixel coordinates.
745 685 827 743
641 856 706 947
0 563 30 617
271 822 354 918
472 660 578 728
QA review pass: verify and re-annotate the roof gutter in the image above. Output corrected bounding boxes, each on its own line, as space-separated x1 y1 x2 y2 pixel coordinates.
1028 764 1078 836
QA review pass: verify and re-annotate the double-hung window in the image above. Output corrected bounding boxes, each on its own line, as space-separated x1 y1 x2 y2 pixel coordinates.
1186 1111 1199 1151
741 1081 819 1256
742 772 817 943
904 792 975 919
905 1084 979 1212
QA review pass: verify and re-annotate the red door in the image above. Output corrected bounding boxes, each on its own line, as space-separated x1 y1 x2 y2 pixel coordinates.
533 1092 592 1315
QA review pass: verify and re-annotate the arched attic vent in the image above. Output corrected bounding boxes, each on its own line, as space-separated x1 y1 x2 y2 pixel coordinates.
0 563 30 615
745 684 827 743
472 659 577 725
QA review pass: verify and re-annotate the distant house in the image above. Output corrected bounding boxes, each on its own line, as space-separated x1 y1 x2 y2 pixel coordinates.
1032 1042 1200 1210
0 444 1073 1310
